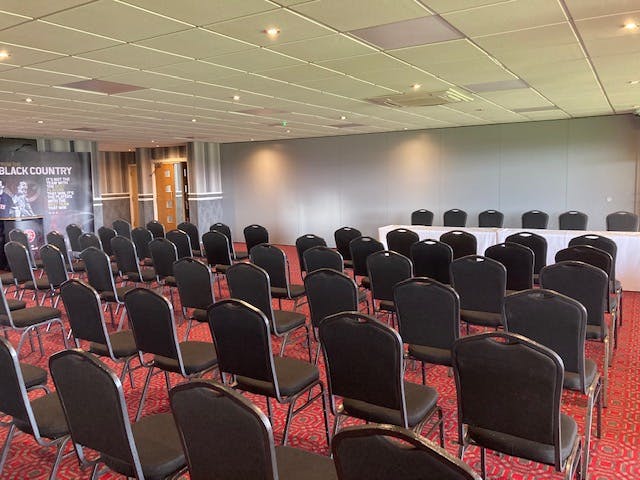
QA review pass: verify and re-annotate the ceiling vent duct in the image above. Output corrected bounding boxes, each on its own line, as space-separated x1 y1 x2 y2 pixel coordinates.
365 89 473 108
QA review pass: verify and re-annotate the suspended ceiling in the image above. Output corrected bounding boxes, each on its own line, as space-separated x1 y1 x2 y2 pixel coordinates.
0 0 637 150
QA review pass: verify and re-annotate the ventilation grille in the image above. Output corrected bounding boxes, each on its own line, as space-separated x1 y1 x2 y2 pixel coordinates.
365 89 473 108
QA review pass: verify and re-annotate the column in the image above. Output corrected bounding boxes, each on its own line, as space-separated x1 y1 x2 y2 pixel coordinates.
136 147 155 226
186 141 223 232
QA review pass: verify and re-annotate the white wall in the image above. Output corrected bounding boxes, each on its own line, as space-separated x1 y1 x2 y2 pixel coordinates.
221 115 640 245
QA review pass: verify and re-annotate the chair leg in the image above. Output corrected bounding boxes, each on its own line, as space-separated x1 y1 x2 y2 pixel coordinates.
583 389 595 480
438 407 445 448
480 447 487 479
49 436 70 480
117 307 127 331
320 386 331 448
184 319 193 342
164 371 172 392
90 463 101 480
136 366 154 421
35 326 45 356
421 362 426 385
0 424 16 473
603 338 609 408
282 399 296 446
265 397 274 425
279 332 290 357
304 325 312 362
332 413 343 438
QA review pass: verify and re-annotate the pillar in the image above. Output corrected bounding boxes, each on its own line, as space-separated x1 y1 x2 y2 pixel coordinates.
186 141 223 232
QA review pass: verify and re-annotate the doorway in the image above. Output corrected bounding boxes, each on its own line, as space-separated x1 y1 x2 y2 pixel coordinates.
153 160 189 232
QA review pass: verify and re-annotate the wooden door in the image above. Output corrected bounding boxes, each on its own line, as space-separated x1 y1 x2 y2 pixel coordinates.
128 164 139 227
154 163 177 232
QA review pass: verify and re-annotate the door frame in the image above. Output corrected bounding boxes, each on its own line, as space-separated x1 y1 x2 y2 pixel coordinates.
151 158 187 227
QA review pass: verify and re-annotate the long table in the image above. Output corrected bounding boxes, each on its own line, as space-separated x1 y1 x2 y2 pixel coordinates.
378 225 640 291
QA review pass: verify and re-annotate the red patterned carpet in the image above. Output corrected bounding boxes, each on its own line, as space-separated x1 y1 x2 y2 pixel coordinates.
1 244 639 479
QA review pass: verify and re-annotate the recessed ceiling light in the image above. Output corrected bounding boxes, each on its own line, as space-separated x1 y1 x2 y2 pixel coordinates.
623 22 638 30
191 118 197 122
265 27 280 37
340 115 347 120
250 138 254 141
151 140 156 143
128 149 132 152
232 94 240 101
25 98 33 103
628 80 640 85
403 127 408 130
37 120 44 124
411 84 421 90
0 51 10 60
286 129 290 133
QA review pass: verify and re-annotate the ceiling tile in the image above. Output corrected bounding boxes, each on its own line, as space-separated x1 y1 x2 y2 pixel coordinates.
259 64 338 83
576 12 640 57
268 34 375 61
480 88 554 109
136 28 253 59
98 71 192 90
465 79 529 92
391 39 486 65
425 0 514 15
298 74 395 97
0 44 64 66
148 60 242 83
205 47 304 72
28 56 135 78
0 66 88 85
565 0 640 20
79 44 186 69
0 0 94 18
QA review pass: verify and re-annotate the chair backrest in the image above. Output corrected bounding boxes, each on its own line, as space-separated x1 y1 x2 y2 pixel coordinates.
112 218 132 239
394 278 459 351
303 246 343 273
174 258 215 310
244 224 269 254
177 221 200 252
166 229 193 259
443 209 467 227
304 269 359 329
450 255 506 315
504 231 547 275
349 236 384 277
440 231 477 259
49 350 143 478
485 242 534 291
367 250 413 302
5 241 34 283
149 238 178 278
8 229 34 268
250 243 289 291
386 228 419 258
295 234 327 273
333 425 480 480
334 227 362 261
226 263 274 326
478 210 504 228
66 223 83 251
521 210 549 229
559 211 588 230
452 332 564 468
131 227 152 260
410 239 453 284
319 313 408 425
569 234 617 291
555 245 612 281
202 231 232 268
39 244 68 288
80 247 117 296
97 226 116 256
170 380 278 480
146 220 165 238
411 209 434 226
606 210 639 232
111 235 141 276
46 231 71 266
60 279 109 347
79 232 103 252
209 223 235 256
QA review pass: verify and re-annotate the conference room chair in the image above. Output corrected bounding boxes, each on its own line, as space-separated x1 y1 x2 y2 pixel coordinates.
411 209 434 226
478 209 504 228
207 299 330 447
0 338 70 479
78 232 102 251
394 278 460 384
201 230 232 294
66 223 83 254
97 226 116 258
559 210 588 230
452 332 582 480
386 227 419 258
226 262 310 359
295 234 327 274
540 261 611 406
60 279 138 386
440 230 477 259
0 294 39 389
131 226 153 266
39 244 69 307
111 236 156 288
124 287 218 421
210 222 247 260
505 289 602 478
46 230 84 274
174 257 216 340
49 349 186 480
485 242 534 292
450 255 506 333
5 241 52 305
166 229 193 259
443 208 467 227
149 238 178 300
367 250 412 321
8 228 43 270
521 209 549 229
334 226 361 269
170 380 337 480
244 224 269 254
606 210 639 232
332 425 479 480
410 239 453 284
349 236 384 290
505 231 547 283
146 219 165 238
250 243 306 309
112 218 132 239
303 245 344 273
319 312 444 445
177 221 202 256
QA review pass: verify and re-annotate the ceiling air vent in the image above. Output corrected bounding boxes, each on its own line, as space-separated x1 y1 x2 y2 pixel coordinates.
365 89 473 108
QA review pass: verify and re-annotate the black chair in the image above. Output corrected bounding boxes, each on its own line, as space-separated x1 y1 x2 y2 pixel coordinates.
149 238 179 300
207 299 330 446
478 209 504 228
124 287 218 421
174 257 215 340
334 226 361 269
166 229 192 259
453 332 582 479
394 278 460 383
112 218 132 239
8 228 43 270
146 219 165 238
39 244 69 306
226 262 310 359
333 425 479 480
244 224 269 254
170 380 337 480
78 232 102 252
319 312 444 445
210 222 247 260
303 245 344 273
505 231 547 283
440 230 476 259
5 241 52 305
386 228 419 258
606 210 639 232
66 223 83 254
559 211 588 230
0 338 70 478
111 235 156 287
349 236 384 289
411 209 434 226
202 230 232 295
450 255 506 332
295 234 327 274
250 243 306 309
410 239 453 284
522 210 549 229
97 226 116 257
443 209 467 227
505 289 602 478
131 227 153 266
366 250 412 319
49 349 186 479
46 230 84 274
177 221 202 256
485 242 534 292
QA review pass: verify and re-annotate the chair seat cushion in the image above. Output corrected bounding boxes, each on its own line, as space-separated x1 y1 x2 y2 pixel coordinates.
342 381 438 428
467 413 578 467
90 330 138 359
273 310 306 334
14 393 68 439
126 268 156 283
461 309 503 328
275 446 337 480
0 306 61 327
237 356 319 397
379 300 394 312
564 359 598 392
162 276 177 287
271 284 306 299
102 413 186 480
20 362 48 389
100 286 135 303
586 324 608 341
214 264 230 274
7 298 26 311
71 259 86 272
408 344 452 367
191 308 208 323
154 341 217 375
234 250 248 260
1 272 15 284
142 258 153 267
24 277 51 291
